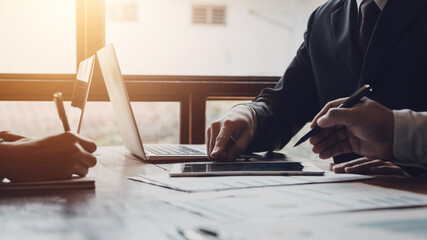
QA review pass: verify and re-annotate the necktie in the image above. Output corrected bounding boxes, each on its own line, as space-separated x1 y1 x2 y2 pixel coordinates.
358 0 381 54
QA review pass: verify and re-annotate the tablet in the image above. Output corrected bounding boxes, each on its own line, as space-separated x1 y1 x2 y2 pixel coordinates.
71 55 95 133
169 161 324 177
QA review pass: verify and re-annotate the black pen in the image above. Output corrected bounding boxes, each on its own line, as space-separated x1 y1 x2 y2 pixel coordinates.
53 92 71 132
294 84 372 147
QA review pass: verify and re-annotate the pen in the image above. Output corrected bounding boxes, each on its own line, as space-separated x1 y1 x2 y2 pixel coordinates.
53 92 71 132
293 84 372 147
177 227 242 240
177 227 214 240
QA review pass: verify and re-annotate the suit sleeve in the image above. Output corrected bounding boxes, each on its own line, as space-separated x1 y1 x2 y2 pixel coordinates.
246 10 320 152
393 110 427 169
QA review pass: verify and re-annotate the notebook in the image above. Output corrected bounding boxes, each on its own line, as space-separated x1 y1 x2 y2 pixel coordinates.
0 177 95 192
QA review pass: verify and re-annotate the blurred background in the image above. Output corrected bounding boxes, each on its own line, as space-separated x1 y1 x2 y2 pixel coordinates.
0 0 326 160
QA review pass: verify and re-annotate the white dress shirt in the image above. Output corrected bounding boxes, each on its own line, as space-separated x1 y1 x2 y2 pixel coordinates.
356 0 388 11
393 110 427 169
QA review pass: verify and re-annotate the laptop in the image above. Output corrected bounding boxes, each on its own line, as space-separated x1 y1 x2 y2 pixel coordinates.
97 44 207 161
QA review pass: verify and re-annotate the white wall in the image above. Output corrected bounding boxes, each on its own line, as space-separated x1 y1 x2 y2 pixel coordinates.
106 0 326 76
0 0 325 75
0 0 76 73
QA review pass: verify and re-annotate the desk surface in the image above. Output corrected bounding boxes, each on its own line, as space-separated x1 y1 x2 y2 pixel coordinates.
1 146 427 239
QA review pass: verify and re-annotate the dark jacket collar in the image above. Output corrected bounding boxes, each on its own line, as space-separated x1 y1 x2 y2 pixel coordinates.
331 0 427 87
360 0 427 86
331 0 362 88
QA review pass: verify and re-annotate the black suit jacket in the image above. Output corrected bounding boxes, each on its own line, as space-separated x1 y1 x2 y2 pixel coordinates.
247 0 427 166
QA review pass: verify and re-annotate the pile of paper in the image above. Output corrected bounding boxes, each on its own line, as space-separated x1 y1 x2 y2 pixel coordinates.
160 182 427 222
129 171 372 192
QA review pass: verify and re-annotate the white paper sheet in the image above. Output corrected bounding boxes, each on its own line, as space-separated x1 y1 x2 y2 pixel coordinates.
210 208 427 240
160 182 427 222
129 171 372 192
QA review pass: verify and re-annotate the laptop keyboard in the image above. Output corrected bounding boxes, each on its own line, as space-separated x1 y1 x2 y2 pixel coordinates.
144 145 204 156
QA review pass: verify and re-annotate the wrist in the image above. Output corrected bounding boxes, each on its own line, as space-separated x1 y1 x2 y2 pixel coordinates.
0 139 8 179
0 140 21 180
232 104 258 132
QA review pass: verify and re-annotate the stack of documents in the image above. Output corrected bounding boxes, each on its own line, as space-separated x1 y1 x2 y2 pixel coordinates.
205 208 427 240
129 172 372 192
160 182 427 222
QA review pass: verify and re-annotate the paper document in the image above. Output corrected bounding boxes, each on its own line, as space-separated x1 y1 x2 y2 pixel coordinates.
160 182 427 222
211 208 427 240
128 170 372 192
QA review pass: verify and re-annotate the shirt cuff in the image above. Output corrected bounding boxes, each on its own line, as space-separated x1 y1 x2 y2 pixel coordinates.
393 109 427 168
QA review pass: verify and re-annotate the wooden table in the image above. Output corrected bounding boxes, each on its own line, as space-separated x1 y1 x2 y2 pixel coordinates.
1 146 427 239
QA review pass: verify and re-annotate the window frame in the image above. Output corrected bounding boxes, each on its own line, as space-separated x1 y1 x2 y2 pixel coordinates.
192 5 227 25
0 0 279 144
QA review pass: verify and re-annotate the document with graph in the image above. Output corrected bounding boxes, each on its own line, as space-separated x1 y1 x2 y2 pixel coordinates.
160 182 427 222
129 167 372 192
212 208 427 240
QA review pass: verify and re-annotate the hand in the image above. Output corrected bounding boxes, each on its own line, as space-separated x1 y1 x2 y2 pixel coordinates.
309 97 394 160
0 132 97 182
333 157 411 177
206 105 256 161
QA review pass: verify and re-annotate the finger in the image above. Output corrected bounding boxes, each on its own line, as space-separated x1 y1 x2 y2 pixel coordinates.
312 128 348 154
208 127 225 160
309 127 335 145
77 137 97 153
310 98 347 128
332 165 346 173
73 164 89 177
317 108 358 129
344 159 384 174
318 141 353 159
206 127 213 158
227 130 251 161
333 157 372 173
370 165 405 176
80 152 97 168
73 143 97 167
64 132 97 153
209 123 227 159
211 126 234 159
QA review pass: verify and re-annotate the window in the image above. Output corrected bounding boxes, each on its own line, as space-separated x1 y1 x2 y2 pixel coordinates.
206 100 248 128
0 0 326 159
193 6 208 24
193 5 226 25
0 101 179 145
0 0 76 74
107 1 138 22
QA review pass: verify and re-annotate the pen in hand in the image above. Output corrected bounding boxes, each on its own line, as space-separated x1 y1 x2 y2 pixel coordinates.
293 84 372 147
53 92 71 132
